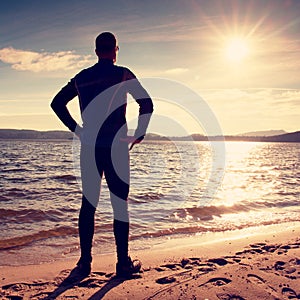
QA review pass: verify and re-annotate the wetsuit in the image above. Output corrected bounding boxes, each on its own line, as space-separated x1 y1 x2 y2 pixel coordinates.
51 58 153 265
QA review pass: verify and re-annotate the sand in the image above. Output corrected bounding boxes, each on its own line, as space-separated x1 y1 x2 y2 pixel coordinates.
1 222 300 300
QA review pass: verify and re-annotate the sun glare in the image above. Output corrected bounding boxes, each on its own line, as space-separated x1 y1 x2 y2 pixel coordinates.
225 38 249 62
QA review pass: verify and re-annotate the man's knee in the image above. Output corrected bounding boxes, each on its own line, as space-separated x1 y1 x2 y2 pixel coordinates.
110 194 129 222
81 196 97 215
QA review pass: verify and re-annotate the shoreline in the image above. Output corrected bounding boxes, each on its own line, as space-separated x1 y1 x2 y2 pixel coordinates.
1 222 299 299
2 220 299 267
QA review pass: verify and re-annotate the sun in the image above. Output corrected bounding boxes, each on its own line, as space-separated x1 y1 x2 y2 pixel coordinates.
225 38 249 62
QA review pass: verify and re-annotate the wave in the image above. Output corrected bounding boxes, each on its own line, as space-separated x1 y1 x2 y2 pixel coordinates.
0 222 114 251
0 226 78 250
0 195 10 201
129 192 164 203
170 200 300 222
1 188 44 200
170 203 253 221
1 167 29 173
52 174 77 181
4 190 28 198
131 218 300 241
5 187 41 193
0 208 67 223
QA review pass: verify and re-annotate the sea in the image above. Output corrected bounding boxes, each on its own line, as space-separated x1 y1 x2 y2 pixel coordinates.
0 139 299 266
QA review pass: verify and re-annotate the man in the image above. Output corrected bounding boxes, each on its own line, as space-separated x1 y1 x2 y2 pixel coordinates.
51 32 153 277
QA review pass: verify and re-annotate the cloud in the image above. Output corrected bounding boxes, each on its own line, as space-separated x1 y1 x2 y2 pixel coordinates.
0 47 92 72
164 68 189 75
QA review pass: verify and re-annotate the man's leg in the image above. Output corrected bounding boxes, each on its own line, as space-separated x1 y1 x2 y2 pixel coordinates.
78 195 96 264
79 145 102 267
105 142 141 277
104 143 130 265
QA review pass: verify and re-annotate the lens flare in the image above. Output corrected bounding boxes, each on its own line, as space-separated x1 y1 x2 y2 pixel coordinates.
225 38 249 62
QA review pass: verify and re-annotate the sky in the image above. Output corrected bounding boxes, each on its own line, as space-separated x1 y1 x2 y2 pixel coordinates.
0 0 299 135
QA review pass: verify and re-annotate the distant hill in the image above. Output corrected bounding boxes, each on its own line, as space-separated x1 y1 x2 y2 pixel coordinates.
207 131 300 143
146 131 300 142
0 129 73 140
237 130 287 137
0 129 299 143
261 131 300 143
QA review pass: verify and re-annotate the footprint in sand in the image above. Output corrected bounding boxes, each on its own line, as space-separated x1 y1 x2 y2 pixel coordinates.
180 258 201 271
289 242 300 249
274 261 285 271
160 263 181 270
199 277 232 287
281 287 298 299
188 257 201 261
217 293 245 300
156 276 176 284
198 265 216 273
208 258 229 266
249 242 267 248
4 296 23 300
262 244 279 253
247 273 277 296
2 281 49 292
274 259 299 277
247 273 266 285
224 255 242 263
290 258 300 265
1 282 50 300
181 258 191 267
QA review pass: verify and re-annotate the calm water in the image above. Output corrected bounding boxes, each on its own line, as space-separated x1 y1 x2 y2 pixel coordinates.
0 140 299 265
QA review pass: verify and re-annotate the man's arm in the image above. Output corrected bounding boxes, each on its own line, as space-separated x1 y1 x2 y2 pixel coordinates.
124 69 154 141
50 79 79 132
134 96 153 141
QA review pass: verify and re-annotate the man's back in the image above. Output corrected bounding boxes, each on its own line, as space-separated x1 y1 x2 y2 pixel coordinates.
75 59 125 111
74 59 131 144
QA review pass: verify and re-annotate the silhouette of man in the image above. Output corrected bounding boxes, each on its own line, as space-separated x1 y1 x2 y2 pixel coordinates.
51 32 153 277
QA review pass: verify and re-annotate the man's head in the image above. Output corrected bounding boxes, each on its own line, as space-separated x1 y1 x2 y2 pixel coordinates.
95 32 118 61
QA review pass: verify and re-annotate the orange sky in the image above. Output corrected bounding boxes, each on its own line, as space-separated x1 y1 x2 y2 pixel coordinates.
0 0 299 135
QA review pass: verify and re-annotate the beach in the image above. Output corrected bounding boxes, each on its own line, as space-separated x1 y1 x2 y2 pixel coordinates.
1 140 299 299
1 222 299 300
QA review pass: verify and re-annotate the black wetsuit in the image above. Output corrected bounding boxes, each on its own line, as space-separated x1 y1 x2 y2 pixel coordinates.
51 59 153 264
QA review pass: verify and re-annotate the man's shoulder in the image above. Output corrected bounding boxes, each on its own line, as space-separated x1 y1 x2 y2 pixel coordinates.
114 64 129 71
74 63 130 74
115 65 136 80
73 63 136 83
74 64 98 78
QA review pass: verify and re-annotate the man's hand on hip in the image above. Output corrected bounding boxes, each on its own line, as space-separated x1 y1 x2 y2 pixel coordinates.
120 136 143 150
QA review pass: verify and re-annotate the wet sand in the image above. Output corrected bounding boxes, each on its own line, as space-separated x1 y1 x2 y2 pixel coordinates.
1 222 299 300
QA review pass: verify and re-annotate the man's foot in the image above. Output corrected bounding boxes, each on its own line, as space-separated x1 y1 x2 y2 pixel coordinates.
75 257 92 277
116 256 142 278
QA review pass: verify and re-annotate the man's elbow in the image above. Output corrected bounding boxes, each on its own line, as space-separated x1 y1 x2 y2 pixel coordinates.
50 101 55 110
50 99 61 112
150 101 154 113
148 99 154 113
141 99 154 114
